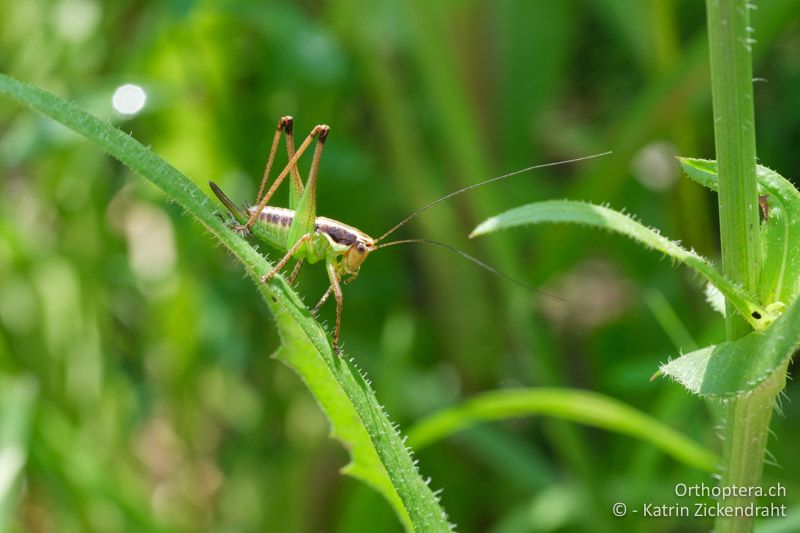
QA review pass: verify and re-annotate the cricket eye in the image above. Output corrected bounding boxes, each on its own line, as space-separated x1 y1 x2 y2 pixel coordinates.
356 242 367 254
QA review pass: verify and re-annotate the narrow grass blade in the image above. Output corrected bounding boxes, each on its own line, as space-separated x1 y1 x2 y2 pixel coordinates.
0 74 450 532
407 388 718 472
471 200 777 330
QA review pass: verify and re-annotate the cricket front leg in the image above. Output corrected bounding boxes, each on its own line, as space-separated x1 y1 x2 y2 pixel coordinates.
287 258 304 285
260 234 312 283
325 260 344 355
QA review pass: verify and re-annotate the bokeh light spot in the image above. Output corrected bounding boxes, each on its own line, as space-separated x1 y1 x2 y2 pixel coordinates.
112 84 147 116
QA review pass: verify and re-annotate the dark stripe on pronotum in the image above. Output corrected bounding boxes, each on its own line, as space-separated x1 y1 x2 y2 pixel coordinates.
316 223 358 246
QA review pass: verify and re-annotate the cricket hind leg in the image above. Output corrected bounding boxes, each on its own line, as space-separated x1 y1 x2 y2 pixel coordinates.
231 116 290 235
286 124 329 243
260 233 312 283
254 116 293 206
244 124 329 232
282 117 305 205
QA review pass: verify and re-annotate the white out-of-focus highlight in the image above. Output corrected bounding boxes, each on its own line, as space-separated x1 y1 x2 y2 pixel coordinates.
112 84 147 116
52 0 100 42
124 203 177 282
632 141 679 192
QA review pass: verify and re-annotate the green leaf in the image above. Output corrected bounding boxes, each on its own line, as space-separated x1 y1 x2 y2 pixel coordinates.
470 200 777 330
0 74 450 532
659 293 800 399
679 157 800 305
407 388 718 472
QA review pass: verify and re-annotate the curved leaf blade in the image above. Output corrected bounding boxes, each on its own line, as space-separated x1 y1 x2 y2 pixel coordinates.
660 294 800 399
679 157 800 304
0 74 450 532
407 388 718 472
470 200 776 329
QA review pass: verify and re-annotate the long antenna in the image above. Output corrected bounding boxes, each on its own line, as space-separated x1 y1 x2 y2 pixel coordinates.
375 151 612 243
376 238 565 301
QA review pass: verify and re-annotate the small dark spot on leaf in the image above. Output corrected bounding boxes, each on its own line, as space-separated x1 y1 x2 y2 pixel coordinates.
759 195 769 223
752 311 761 319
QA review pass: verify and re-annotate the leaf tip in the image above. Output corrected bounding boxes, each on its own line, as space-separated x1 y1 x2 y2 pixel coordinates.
470 218 497 238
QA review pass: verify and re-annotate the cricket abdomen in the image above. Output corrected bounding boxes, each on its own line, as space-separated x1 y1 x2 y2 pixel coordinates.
246 206 294 252
251 206 295 228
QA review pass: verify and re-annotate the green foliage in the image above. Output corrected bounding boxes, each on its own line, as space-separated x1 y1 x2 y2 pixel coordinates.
679 158 800 305
471 192 798 401
466 3 797 526
0 74 449 532
2 1 800 530
655 158 800 399
659 296 797 399
705 2 774 528
408 388 718 472
471 200 778 330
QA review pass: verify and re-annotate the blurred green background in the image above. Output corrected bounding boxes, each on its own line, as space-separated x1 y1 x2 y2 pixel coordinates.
1 0 799 531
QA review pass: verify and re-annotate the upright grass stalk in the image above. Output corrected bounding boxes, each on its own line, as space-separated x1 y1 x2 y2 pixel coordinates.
706 1 782 531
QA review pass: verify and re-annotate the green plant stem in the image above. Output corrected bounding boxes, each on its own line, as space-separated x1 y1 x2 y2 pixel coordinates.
707 0 760 310
706 1 781 531
719 366 787 530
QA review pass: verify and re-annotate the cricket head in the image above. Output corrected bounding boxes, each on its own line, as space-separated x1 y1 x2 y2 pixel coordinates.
341 235 376 275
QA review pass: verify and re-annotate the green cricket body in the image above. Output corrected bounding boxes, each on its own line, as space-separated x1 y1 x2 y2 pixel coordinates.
210 118 374 355
209 182 376 279
248 205 375 276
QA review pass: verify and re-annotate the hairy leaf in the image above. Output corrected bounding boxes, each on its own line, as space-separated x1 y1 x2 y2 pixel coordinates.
0 74 450 532
679 157 800 305
470 200 776 330
659 294 799 399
